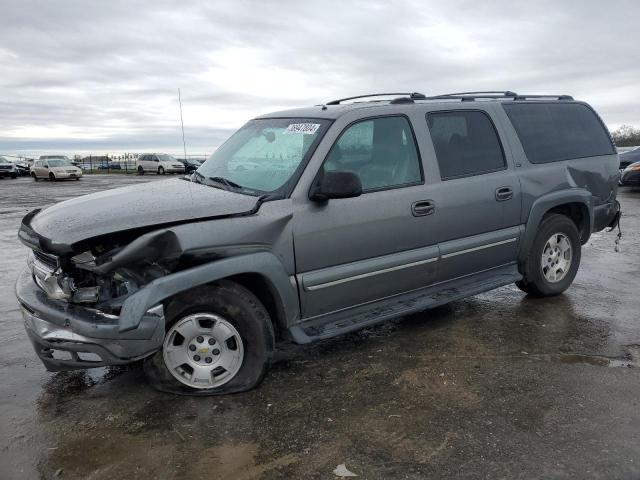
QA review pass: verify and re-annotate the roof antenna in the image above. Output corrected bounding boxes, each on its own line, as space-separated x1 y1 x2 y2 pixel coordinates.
178 88 188 161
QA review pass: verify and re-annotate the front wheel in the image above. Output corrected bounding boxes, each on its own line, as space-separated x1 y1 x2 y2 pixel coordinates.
31 172 38 182
143 281 274 395
49 172 56 182
158 166 165 175
516 214 581 297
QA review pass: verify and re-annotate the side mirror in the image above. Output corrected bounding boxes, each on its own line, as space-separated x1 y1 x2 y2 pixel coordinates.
44 165 49 169
311 170 362 201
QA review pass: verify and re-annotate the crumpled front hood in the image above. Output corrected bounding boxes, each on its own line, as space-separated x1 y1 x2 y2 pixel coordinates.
28 178 258 248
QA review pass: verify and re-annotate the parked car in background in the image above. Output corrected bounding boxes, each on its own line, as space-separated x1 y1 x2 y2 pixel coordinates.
136 153 186 175
97 162 122 170
620 160 640 186
619 147 640 181
16 91 621 395
0 156 18 179
178 158 202 174
13 160 31 176
31 157 82 181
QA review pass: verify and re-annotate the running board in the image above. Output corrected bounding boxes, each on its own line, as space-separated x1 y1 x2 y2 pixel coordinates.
289 264 522 344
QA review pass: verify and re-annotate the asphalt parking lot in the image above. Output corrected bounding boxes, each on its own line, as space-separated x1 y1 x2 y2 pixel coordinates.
1 175 639 479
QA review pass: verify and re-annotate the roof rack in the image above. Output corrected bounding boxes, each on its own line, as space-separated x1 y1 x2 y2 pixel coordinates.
323 91 574 107
325 92 427 105
424 91 574 101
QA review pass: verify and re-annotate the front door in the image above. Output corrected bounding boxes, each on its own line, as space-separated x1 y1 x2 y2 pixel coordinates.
424 108 522 282
293 115 439 319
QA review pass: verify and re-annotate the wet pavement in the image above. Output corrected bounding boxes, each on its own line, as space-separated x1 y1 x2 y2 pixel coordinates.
1 175 639 479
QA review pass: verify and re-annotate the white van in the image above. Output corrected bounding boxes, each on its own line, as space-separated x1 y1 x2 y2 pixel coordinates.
136 153 186 175
31 156 82 181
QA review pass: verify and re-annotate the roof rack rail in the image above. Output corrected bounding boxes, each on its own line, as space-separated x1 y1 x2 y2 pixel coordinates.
423 91 573 102
436 91 518 98
325 92 427 105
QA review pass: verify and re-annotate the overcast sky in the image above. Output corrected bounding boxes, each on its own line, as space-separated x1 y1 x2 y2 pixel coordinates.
1 0 638 157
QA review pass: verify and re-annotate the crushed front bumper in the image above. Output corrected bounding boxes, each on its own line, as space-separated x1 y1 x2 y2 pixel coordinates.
16 268 165 371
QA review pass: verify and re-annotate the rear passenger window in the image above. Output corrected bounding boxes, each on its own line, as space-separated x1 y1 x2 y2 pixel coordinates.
502 103 615 164
426 111 506 180
324 116 422 191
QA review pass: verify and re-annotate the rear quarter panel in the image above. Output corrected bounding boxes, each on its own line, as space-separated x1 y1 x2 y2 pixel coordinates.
492 103 619 226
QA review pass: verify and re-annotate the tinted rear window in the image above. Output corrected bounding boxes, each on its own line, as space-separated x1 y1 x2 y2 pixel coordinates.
426 110 506 179
503 103 615 164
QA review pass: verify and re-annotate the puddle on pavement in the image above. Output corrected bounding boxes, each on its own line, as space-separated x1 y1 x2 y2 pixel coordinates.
557 352 635 368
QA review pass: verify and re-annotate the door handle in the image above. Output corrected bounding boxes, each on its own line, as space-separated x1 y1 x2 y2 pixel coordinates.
412 200 435 216
495 187 513 202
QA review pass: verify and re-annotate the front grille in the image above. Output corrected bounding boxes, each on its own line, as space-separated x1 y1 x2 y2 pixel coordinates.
0 165 11 170
34 250 59 270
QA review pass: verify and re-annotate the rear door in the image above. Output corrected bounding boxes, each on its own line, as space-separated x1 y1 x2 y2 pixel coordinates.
293 114 439 319
423 107 522 282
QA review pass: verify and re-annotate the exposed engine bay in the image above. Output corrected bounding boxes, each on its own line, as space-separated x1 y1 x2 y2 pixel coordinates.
27 230 180 314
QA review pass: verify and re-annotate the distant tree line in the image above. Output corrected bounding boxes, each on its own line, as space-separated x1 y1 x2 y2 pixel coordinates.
611 125 640 147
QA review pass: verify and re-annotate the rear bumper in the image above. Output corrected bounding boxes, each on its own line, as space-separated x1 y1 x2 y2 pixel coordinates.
593 200 621 233
16 268 165 371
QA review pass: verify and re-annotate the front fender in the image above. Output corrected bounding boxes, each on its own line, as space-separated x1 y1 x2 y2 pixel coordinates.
519 188 592 263
118 252 298 332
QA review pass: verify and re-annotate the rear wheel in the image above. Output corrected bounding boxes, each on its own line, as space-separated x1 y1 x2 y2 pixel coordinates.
158 166 165 175
143 280 274 395
31 172 38 182
516 214 581 296
137 166 144 175
49 172 56 182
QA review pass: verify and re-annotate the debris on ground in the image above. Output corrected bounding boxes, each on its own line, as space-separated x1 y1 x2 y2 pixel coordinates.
333 463 358 477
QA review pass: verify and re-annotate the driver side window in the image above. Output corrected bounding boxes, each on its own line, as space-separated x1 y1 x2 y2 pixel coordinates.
324 116 422 191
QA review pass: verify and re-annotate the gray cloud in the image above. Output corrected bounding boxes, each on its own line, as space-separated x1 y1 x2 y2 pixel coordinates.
0 0 638 156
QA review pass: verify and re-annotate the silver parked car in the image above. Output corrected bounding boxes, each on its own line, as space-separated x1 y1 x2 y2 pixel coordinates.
16 91 620 395
31 156 82 181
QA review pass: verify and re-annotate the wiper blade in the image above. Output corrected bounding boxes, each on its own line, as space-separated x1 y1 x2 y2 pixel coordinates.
208 176 243 189
191 171 205 184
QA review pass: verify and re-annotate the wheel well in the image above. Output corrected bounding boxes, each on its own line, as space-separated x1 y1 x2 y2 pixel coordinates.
546 202 590 243
226 273 286 339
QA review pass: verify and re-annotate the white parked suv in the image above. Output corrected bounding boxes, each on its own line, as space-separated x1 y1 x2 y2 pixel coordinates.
31 156 82 181
136 153 186 175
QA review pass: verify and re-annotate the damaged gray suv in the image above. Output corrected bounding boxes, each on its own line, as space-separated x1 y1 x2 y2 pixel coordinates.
16 91 621 395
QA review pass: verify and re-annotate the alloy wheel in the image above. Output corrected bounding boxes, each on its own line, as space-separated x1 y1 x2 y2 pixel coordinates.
541 232 572 283
162 313 244 389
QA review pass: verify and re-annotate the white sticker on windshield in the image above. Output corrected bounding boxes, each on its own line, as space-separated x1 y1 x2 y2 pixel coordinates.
284 123 321 135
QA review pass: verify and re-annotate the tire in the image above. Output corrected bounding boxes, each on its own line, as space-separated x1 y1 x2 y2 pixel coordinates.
31 172 38 182
11 173 17 179
516 213 581 297
49 172 56 182
137 166 144 175
143 280 275 395
75 177 80 181
158 166 165 175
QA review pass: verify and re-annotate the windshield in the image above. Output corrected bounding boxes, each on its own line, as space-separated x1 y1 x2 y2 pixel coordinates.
157 154 177 162
197 118 330 194
0 157 10 164
48 159 71 167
